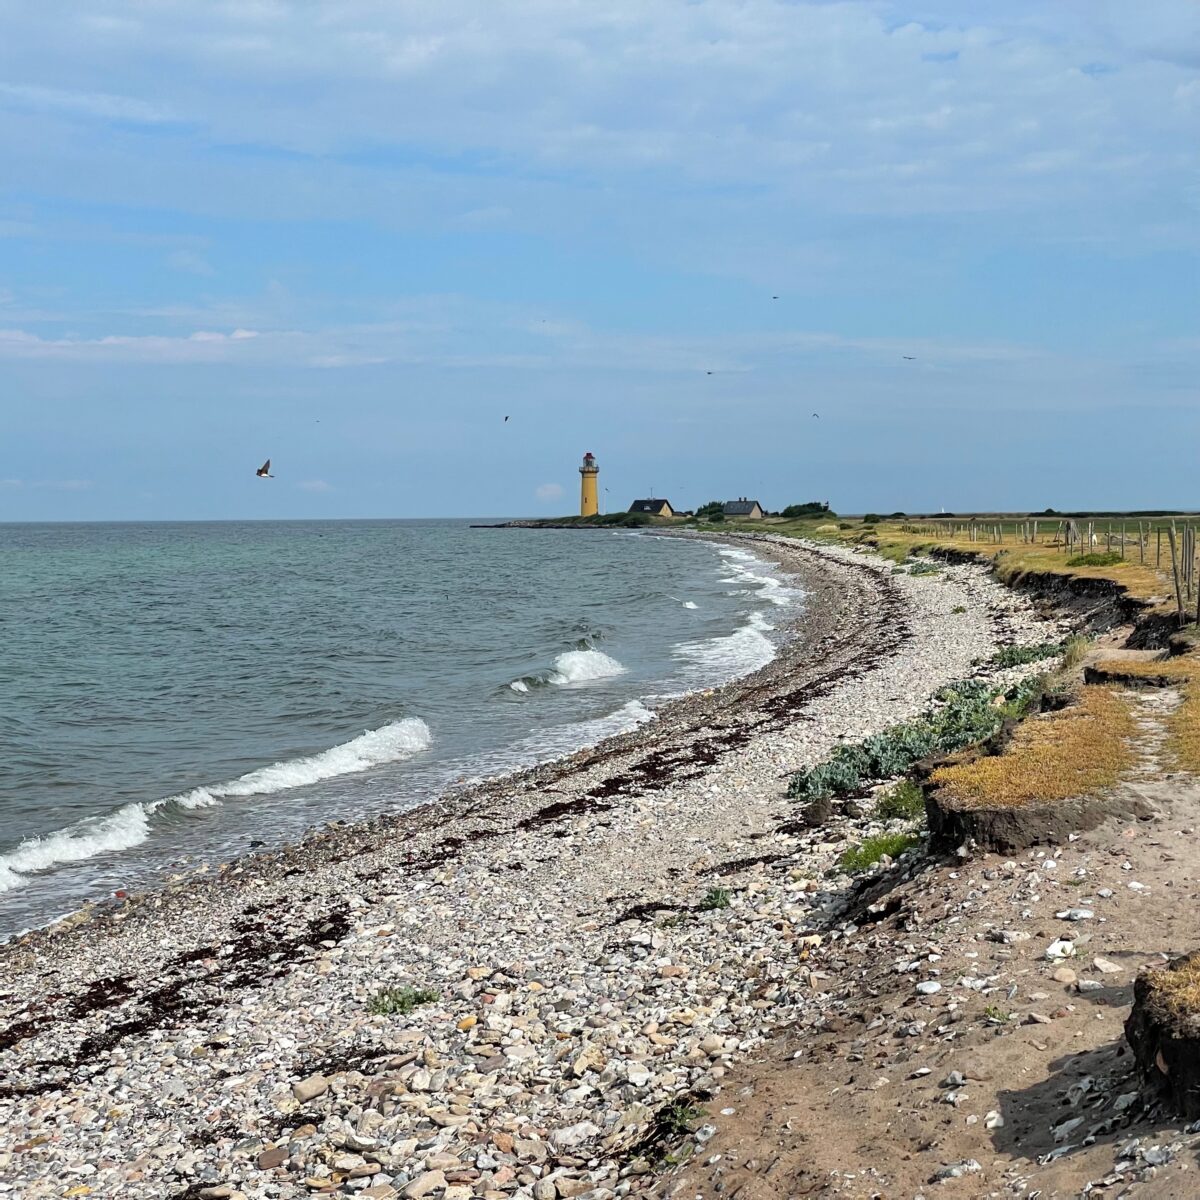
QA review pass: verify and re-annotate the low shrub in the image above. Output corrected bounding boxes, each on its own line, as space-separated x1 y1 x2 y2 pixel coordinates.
838 831 920 873
907 561 942 576
1066 551 1124 567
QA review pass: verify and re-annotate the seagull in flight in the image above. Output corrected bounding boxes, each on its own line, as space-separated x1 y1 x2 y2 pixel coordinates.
504 415 510 423
706 370 714 375
256 459 274 478
812 412 820 418
903 355 916 360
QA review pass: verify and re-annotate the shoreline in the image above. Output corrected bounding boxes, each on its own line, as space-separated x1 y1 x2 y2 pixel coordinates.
0 534 1066 1200
0 532 857 955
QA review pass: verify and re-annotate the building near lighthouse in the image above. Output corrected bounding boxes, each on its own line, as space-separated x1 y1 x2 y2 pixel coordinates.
579 452 600 517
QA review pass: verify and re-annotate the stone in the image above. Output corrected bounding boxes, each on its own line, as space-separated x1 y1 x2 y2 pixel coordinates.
292 1075 329 1104
257 1147 288 1170
403 1171 446 1199
1093 956 1122 974
1051 967 1077 985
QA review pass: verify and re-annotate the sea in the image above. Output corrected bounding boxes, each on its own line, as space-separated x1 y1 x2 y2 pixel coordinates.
0 520 802 939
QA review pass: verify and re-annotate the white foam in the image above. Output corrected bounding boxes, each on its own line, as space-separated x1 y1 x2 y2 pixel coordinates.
509 679 530 693
0 718 433 892
683 601 699 610
178 718 433 804
0 803 152 894
676 611 776 679
548 649 627 685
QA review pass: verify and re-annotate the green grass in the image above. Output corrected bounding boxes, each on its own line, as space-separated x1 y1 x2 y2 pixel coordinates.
983 1004 1012 1024
907 561 942 576
872 779 926 821
366 986 440 1016
697 887 731 911
991 642 1063 668
837 831 920 873
1066 551 1124 567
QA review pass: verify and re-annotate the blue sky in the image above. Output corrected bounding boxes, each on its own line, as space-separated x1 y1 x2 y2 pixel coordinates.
1 0 1197 519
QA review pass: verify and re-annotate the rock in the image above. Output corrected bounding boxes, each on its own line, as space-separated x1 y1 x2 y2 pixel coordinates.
1056 908 1094 921
403 1171 446 1199
1051 967 1077 985
199 1189 234 1200
533 1180 557 1200
916 981 942 995
1093 956 1122 974
1045 939 1076 960
292 1075 329 1104
1024 1012 1052 1025
550 1121 601 1150
257 1147 288 1170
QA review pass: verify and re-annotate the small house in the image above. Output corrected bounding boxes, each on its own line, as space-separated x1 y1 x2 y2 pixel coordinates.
723 498 765 519
628 499 676 517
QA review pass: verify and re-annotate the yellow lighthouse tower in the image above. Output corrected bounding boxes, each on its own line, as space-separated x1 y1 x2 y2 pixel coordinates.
579 451 599 517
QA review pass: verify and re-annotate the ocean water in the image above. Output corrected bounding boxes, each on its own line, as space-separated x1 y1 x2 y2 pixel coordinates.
0 520 802 937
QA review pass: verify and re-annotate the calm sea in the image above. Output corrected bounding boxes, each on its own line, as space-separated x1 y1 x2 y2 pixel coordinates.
0 520 801 937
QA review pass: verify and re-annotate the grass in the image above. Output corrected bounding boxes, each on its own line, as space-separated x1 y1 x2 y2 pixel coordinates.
991 642 1063 668
697 887 731 911
366 986 440 1016
1067 551 1125 567
872 779 926 821
837 831 921 873
1143 952 1200 1016
930 685 1136 811
983 1004 1013 1024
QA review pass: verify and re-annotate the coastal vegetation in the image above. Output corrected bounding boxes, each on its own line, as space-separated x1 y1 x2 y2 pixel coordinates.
837 830 921 873
929 684 1136 811
366 985 440 1016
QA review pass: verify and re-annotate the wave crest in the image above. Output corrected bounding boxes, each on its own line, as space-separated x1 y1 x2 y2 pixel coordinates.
548 649 627 685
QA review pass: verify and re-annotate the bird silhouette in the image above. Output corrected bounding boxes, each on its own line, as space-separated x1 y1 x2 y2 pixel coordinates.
504 415 510 423
256 459 274 478
903 355 916 360
771 295 779 300
812 412 820 418
706 370 714 375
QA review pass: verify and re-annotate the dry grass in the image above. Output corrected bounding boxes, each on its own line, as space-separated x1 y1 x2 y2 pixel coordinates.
930 686 1137 811
741 517 1172 607
1145 953 1200 1016
1169 677 1200 774
1091 655 1194 680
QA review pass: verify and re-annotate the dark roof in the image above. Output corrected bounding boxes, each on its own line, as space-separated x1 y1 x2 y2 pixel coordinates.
723 499 763 515
628 499 673 515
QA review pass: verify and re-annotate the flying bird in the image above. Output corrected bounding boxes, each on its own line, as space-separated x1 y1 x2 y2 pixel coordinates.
903 355 916 360
706 370 714 375
812 412 820 418
256 459 274 478
772 295 779 300
504 415 510 422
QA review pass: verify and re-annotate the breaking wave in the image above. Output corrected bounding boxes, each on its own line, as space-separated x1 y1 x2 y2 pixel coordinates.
0 718 432 893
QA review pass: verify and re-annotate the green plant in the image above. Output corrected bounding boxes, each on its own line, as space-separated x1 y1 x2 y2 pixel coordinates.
862 513 882 524
698 887 731 911
695 500 725 521
837 832 920 873
873 779 926 821
1066 551 1123 567
1061 635 1089 669
951 605 967 614
983 1004 1012 1024
838 522 853 530
907 561 942 576
656 1100 705 1140
367 986 439 1016
992 642 1062 668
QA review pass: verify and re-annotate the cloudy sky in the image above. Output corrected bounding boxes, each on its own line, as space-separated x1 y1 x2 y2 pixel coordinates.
2 1 1197 519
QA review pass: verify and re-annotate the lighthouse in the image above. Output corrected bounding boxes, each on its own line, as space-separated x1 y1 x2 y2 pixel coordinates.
579 451 599 517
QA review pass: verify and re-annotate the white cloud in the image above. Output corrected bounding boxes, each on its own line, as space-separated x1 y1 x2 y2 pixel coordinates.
535 482 564 502
0 81 173 124
166 249 214 276
297 479 333 492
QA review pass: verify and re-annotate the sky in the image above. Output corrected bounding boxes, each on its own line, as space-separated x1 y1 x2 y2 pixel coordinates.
1 1 1198 520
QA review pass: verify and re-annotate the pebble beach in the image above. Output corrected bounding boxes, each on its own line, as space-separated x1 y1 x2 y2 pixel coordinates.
0 534 1065 1200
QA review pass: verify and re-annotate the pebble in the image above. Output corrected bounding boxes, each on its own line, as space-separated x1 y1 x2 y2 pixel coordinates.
0 539 1065 1200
